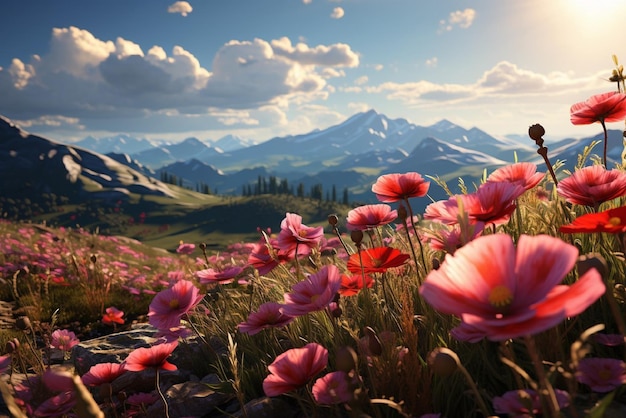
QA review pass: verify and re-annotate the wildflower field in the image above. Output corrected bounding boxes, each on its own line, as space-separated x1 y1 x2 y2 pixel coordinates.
5 66 626 418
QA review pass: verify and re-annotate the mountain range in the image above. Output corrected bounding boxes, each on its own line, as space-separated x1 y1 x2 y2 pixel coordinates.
2 109 624 215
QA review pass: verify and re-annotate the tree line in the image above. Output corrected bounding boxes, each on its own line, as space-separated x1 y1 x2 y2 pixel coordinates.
241 175 349 204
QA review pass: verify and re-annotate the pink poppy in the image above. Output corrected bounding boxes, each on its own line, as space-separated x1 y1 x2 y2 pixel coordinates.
196 266 244 285
124 341 178 372
50 329 79 352
312 371 354 405
81 362 127 386
282 265 342 317
371 172 430 203
557 165 626 207
424 196 463 225
346 204 398 231
33 391 76 417
276 213 324 257
155 325 194 342
263 343 328 397
0 354 10 374
102 306 125 325
576 357 626 392
593 334 626 346
462 182 525 225
148 279 203 331
570 91 626 125
339 274 374 296
422 221 485 254
493 389 570 417
238 302 294 335
176 242 196 255
248 240 287 275
420 234 605 342
486 162 545 191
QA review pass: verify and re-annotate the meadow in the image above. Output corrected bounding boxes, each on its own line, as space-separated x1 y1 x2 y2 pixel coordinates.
3 85 626 417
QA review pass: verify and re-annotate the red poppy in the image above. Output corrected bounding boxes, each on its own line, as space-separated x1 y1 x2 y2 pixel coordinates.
263 343 328 397
339 273 374 296
559 205 626 234
81 363 127 386
371 172 430 203
124 341 178 372
570 92 626 125
347 247 410 274
462 182 525 225
102 306 125 325
486 162 545 191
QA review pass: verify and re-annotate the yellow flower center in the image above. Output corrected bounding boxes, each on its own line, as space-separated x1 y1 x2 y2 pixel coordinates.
370 258 382 267
608 216 622 226
298 229 308 238
488 285 513 310
598 368 613 382
169 299 180 309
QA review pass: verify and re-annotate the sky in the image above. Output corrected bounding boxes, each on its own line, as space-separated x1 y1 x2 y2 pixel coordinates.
1 0 626 144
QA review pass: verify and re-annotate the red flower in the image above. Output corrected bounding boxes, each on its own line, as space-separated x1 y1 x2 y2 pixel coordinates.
346 204 398 231
102 306 125 325
238 302 294 335
559 205 626 234
420 234 605 342
263 343 328 397
557 165 626 208
124 341 178 372
347 247 410 274
371 172 430 203
570 92 626 125
486 162 544 191
339 273 374 296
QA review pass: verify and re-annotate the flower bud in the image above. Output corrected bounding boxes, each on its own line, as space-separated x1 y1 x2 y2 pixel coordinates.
328 214 339 226
397 204 408 222
363 326 382 356
5 338 19 353
350 230 363 246
528 124 545 143
427 347 459 377
15 316 31 331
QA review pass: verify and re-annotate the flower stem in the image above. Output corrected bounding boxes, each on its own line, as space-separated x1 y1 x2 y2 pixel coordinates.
602 119 609 168
524 335 561 418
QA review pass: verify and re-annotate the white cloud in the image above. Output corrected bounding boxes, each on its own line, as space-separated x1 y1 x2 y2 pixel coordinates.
439 8 476 32
0 28 360 132
425 57 438 68
354 75 368 85
368 61 606 105
168 1 193 17
302 0 312 3
331 7 345 19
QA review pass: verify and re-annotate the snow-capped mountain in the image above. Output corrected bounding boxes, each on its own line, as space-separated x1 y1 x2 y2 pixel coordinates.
74 134 156 155
130 137 223 169
212 134 259 152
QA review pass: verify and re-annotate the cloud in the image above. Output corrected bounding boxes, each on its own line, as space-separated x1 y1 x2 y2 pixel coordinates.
168 1 193 17
439 8 476 32
425 57 438 68
302 0 312 3
0 27 360 132
367 61 606 106
331 7 345 19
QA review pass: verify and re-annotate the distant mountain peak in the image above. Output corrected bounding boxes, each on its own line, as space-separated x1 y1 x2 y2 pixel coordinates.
428 119 460 131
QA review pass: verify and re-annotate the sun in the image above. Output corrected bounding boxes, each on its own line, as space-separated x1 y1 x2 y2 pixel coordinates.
568 0 626 17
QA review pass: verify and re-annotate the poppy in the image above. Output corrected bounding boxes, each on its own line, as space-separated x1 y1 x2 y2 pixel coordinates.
347 246 410 274
371 172 430 203
559 205 626 234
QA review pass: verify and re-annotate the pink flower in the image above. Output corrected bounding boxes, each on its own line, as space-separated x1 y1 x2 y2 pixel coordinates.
346 204 398 231
570 91 626 125
263 343 328 397
424 196 463 225
42 368 74 392
422 221 485 254
576 357 626 392
102 306 125 325
420 234 605 342
593 334 625 346
238 302 295 335
176 242 196 255
312 371 354 404
462 181 525 225
50 329 79 352
487 162 545 191
276 213 324 257
0 354 10 374
81 363 127 386
196 266 244 285
282 265 342 317
124 341 178 372
33 391 76 417
148 279 203 331
371 172 430 203
248 240 287 275
155 325 194 342
557 165 626 207
493 389 570 417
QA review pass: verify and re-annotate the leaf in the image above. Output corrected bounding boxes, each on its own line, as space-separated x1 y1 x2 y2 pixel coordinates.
585 390 615 418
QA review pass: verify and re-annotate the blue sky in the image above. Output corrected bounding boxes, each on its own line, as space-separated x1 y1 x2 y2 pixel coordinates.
1 0 625 144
